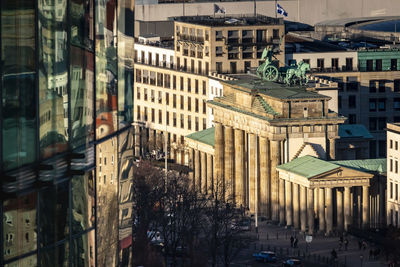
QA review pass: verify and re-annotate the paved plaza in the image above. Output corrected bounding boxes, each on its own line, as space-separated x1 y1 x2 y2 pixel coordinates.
232 221 386 267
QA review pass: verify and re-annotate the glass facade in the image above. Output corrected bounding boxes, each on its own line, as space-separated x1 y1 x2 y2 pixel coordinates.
1 1 134 266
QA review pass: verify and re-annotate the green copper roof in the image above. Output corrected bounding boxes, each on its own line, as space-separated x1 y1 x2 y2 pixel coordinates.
338 124 373 139
277 155 340 178
186 127 215 147
333 158 386 174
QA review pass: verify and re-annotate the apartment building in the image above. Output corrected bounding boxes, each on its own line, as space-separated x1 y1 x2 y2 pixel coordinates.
133 15 285 164
387 123 400 227
287 41 400 158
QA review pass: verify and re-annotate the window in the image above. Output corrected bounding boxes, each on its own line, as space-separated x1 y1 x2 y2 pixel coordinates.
395 80 400 92
378 99 386 111
366 59 373 71
331 58 339 70
230 62 237 74
195 117 199 131
369 99 376 111
166 111 170 125
378 117 386 130
158 110 162 123
203 118 206 130
390 159 393 172
345 57 353 71
396 141 399 150
151 90 155 102
179 95 183 110
216 46 223 57
144 88 148 101
151 108 155 122
173 75 177 89
173 94 176 108
303 59 310 65
137 106 141 120
396 184 399 200
216 31 223 41
390 182 393 198
391 59 398 71
390 140 393 149
273 29 279 39
378 80 385 92
158 91 162 104
188 97 191 111
180 114 184 128
195 79 199 94
317 58 324 70
195 99 199 112
202 81 206 95
203 101 206 114
166 93 169 105
144 107 148 121
376 59 382 71
348 95 356 108
369 117 377 131
173 112 176 127
187 78 191 92
369 80 376 93
348 114 357 124
180 77 184 91
188 115 192 130
394 98 400 111
137 87 141 99
397 161 399 174
216 62 222 73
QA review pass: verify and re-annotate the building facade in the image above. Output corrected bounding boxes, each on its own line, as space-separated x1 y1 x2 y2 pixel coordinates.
1 1 135 266
387 123 400 227
133 15 285 164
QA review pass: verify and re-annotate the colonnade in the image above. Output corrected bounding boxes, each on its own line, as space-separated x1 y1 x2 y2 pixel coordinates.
212 122 285 219
280 181 371 233
190 149 214 194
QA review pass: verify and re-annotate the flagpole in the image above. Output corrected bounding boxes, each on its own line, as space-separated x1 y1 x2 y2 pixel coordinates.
275 0 277 18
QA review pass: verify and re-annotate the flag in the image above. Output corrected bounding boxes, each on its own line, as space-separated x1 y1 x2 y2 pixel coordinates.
214 4 226 14
276 3 288 17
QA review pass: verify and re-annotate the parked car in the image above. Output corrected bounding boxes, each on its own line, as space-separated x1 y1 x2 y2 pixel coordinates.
282 258 303 266
253 251 277 262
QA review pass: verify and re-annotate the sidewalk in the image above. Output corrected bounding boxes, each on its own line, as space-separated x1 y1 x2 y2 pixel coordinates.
251 221 385 267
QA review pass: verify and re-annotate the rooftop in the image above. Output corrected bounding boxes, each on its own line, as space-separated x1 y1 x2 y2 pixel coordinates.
277 156 386 179
387 123 400 133
170 14 283 27
186 127 215 147
338 124 373 139
285 33 348 53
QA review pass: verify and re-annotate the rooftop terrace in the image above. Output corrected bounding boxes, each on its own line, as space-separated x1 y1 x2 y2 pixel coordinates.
170 14 283 27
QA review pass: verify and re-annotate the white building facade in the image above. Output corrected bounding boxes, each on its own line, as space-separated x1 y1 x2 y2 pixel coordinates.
387 123 400 227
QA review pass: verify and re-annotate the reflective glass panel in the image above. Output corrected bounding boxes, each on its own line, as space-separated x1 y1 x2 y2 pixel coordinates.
39 181 69 247
95 0 118 138
117 0 134 128
5 254 37 267
38 0 69 158
3 193 37 261
1 0 37 170
71 171 95 234
71 230 96 267
96 137 118 266
40 242 69 267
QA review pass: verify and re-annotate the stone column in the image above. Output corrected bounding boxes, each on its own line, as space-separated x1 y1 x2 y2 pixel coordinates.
293 184 300 229
201 152 207 194
207 154 213 195
337 188 344 231
235 129 245 206
156 130 163 151
279 179 285 225
318 188 325 232
149 129 155 151
259 136 270 217
142 128 148 154
270 140 281 221
379 181 385 227
249 133 257 213
188 148 194 181
344 186 352 231
214 122 224 194
194 150 201 192
300 186 307 232
362 185 370 228
325 188 333 234
134 126 141 157
307 188 314 234
225 126 234 200
285 181 293 226
329 138 336 160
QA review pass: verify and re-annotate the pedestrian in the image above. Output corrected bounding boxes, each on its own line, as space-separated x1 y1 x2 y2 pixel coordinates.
290 236 294 248
294 237 298 248
358 240 362 250
344 238 349 251
331 249 338 260
362 240 367 251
